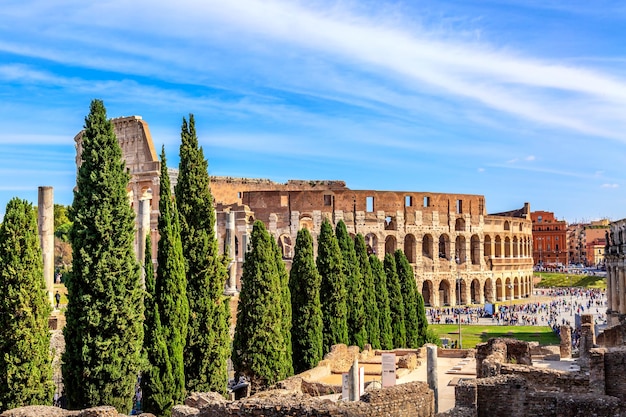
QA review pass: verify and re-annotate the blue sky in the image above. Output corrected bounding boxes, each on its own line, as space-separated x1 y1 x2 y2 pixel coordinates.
2 0 626 223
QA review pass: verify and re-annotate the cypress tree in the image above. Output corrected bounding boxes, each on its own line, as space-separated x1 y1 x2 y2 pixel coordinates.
271 235 293 377
63 99 143 412
155 147 188 405
232 221 288 392
370 255 393 350
416 290 429 346
141 235 174 417
175 114 230 394
384 253 406 348
394 250 419 348
0 198 54 411
289 228 323 374
316 218 348 354
355 235 380 349
335 221 366 348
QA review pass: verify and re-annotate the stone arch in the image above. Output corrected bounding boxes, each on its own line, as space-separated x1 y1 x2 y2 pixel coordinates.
470 278 481 304
422 234 434 259
471 235 480 265
512 236 519 257
496 278 504 301
514 276 520 298
438 234 450 260
495 235 502 257
484 235 492 257
365 233 378 255
504 236 511 257
404 234 417 263
299 215 313 230
504 221 510 231
278 233 293 259
385 235 396 255
484 278 494 303
439 280 452 306
455 235 467 263
455 218 465 232
422 280 434 306
505 278 513 300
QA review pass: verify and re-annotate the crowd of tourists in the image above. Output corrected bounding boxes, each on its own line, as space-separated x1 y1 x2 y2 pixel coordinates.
426 288 607 331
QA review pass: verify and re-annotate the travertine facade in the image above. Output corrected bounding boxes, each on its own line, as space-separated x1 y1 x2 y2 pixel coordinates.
75 117 534 307
212 179 534 307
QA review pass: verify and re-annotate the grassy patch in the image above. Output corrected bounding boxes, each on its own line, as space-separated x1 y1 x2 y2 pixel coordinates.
429 324 560 348
534 272 606 289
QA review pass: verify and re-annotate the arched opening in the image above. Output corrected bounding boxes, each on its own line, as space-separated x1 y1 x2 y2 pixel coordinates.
300 215 313 230
279 234 293 259
504 221 510 231
365 233 378 255
504 237 511 257
484 278 494 303
404 234 417 263
456 278 467 305
455 235 466 263
439 234 450 260
471 279 481 304
505 278 513 300
471 235 480 265
422 234 433 259
514 277 520 298
385 235 396 255
512 236 519 257
484 235 492 258
439 280 451 306
422 280 433 306
496 278 503 301
495 235 502 257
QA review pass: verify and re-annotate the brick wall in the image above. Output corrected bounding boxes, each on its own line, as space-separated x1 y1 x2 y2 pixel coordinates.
185 382 434 417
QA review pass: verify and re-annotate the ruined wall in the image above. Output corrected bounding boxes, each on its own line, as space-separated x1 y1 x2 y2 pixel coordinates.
454 375 625 417
475 338 532 378
177 382 434 417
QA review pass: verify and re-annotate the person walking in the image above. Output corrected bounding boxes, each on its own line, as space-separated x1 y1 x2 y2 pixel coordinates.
55 291 61 309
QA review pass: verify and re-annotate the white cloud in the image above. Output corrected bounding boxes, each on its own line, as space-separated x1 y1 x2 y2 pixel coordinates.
601 183 619 188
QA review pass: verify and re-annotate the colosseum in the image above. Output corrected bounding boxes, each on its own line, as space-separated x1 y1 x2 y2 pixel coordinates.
75 116 534 308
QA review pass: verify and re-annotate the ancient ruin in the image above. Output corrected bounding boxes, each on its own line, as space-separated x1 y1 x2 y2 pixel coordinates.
75 116 535 307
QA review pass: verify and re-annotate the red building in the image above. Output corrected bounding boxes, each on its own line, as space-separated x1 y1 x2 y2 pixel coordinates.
532 211 568 268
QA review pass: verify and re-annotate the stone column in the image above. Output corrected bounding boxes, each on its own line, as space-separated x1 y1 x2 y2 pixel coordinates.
138 198 151 287
579 314 596 371
348 359 359 401
588 348 606 396
224 211 238 295
427 345 439 413
559 325 571 359
38 186 54 307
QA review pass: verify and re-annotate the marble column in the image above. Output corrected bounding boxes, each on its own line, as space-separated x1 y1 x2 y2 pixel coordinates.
38 186 54 306
224 210 238 295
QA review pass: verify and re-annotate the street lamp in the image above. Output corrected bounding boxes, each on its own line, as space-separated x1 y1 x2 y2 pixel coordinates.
456 256 462 349
507 283 513 324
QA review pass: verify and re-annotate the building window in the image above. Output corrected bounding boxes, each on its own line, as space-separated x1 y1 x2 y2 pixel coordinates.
456 199 463 214
281 195 288 207
424 196 430 207
405 195 412 207
366 196 374 212
324 195 332 206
